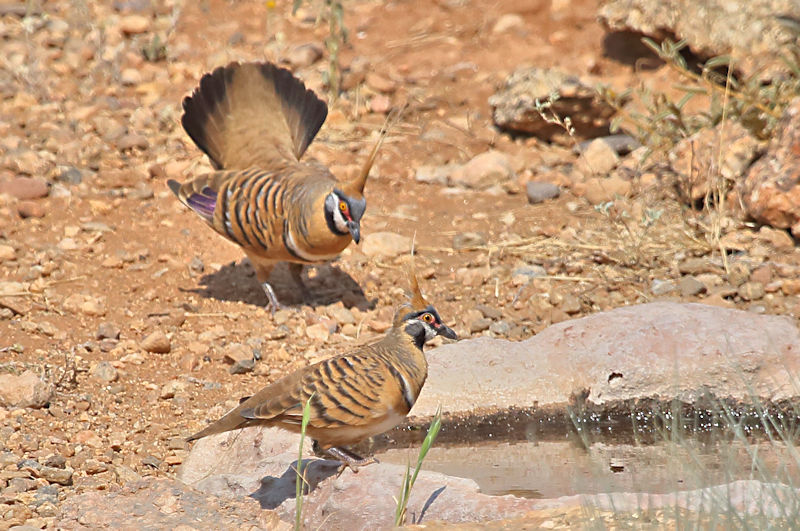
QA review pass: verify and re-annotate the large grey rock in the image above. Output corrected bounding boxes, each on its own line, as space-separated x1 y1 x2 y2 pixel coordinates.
599 0 800 79
411 302 800 418
489 67 616 138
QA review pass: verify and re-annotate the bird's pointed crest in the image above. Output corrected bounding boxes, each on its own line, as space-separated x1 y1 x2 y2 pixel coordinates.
342 105 405 197
393 235 430 326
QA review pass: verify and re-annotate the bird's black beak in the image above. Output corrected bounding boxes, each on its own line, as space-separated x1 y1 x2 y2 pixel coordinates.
347 221 360 244
437 324 457 340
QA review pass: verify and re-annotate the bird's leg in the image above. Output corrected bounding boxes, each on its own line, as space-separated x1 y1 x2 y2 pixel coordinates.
288 263 312 303
324 446 378 474
247 255 284 313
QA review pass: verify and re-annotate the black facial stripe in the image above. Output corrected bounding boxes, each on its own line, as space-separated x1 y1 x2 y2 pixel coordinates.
401 305 443 324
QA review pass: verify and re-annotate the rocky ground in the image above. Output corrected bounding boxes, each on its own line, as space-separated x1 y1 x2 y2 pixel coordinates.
1 0 800 528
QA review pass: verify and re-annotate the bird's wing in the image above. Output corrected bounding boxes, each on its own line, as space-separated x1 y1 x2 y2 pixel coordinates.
181 62 328 170
242 352 407 429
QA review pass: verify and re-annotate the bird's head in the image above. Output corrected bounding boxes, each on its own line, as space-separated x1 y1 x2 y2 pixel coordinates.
393 259 457 349
325 188 366 244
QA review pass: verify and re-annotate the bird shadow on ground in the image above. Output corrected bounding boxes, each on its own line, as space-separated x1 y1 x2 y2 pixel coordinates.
250 458 341 510
186 259 375 311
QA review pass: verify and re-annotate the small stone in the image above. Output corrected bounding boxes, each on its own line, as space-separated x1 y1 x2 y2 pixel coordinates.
476 304 501 320
34 484 59 506
222 343 253 365
160 380 187 399
582 175 631 205
37 466 73 486
141 331 171 353
651 279 676 296
90 361 118 383
560 294 582 314
415 164 456 185
75 430 102 447
329 306 355 325
43 455 66 469
0 244 16 262
489 320 512 335
453 232 486 250
119 14 150 34
97 322 121 340
286 43 323 69
229 359 255 374
678 276 706 297
369 94 392 114
83 459 108 475
0 370 53 408
306 323 330 342
36 501 59 517
368 320 392 333
120 68 142 86
167 438 186 450
526 181 560 204
738 281 765 301
449 151 514 190
492 13 525 33
750 265 772 285
365 72 397 93
578 138 619 175
0 177 49 199
361 232 411 258
189 256 204 273
469 318 492 333
782 278 800 296
678 258 716 275
17 200 45 218
56 166 83 185
118 133 148 150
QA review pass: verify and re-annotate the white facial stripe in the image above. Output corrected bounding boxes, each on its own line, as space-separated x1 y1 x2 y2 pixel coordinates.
423 321 437 341
332 201 348 232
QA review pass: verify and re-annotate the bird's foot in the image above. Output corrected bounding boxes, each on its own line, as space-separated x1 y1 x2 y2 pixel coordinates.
261 282 287 315
325 446 378 475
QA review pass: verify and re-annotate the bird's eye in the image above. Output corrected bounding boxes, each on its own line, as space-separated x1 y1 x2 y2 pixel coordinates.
422 313 434 323
339 201 348 212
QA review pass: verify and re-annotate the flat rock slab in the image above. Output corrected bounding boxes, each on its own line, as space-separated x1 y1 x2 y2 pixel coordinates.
55 477 286 530
411 302 800 419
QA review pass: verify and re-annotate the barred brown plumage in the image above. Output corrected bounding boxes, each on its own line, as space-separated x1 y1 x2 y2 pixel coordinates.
168 61 382 310
186 268 457 470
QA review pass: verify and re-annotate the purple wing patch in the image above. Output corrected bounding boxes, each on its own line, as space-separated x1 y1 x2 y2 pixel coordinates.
186 186 217 221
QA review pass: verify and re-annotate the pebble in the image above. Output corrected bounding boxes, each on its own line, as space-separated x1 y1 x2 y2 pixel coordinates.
782 278 800 296
17 200 45 218
306 322 331 342
222 343 253 364
0 370 53 409
677 275 706 297
651 279 676 296
476 304 501 320
369 94 392 114
43 455 66 469
578 138 619 175
75 429 103 447
738 281 765 301
560 293 582 314
118 133 148 150
492 13 525 34
415 164 456 185
365 72 397 93
37 466 73 486
678 257 716 275
90 361 119 383
329 306 355 325
0 243 15 262
361 232 411 258
56 166 83 185
526 181 560 204
286 43 323 68
160 380 187 399
229 359 255 374
582 175 631 205
469 317 492 333
119 14 150 34
489 320 511 335
0 177 49 199
141 331 171 353
83 459 108 475
453 232 486 250
449 150 514 190
97 322 121 340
